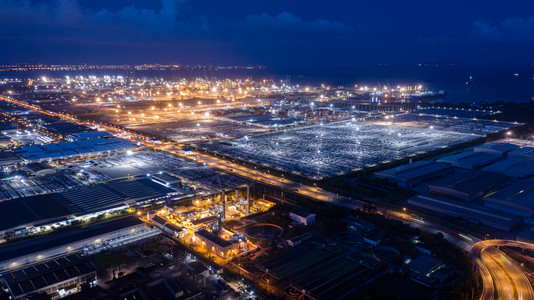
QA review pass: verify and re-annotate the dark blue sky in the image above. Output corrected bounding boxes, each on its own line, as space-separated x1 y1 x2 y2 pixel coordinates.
1 0 533 67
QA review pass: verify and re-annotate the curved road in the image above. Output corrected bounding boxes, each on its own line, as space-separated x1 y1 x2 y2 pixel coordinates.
471 240 534 300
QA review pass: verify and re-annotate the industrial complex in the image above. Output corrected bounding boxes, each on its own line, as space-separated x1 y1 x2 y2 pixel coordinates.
0 73 531 300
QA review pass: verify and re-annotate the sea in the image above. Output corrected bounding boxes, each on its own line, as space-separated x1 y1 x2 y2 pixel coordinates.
1 63 533 104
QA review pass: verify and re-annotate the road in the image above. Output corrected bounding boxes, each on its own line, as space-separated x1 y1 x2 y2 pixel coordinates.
161 145 367 209
471 240 534 300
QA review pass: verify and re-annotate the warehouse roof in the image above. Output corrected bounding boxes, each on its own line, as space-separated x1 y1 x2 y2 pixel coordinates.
475 142 520 154
429 171 509 199
152 215 167 226
0 193 81 232
0 152 22 166
408 255 444 275
195 229 233 248
484 180 534 212
152 173 181 184
191 216 218 226
437 151 502 169
408 195 520 231
509 147 534 159
0 179 174 232
14 137 137 161
483 157 534 178
0 216 143 262
106 178 174 200
290 208 315 218
67 131 112 141
375 160 451 183
3 254 95 298
63 178 175 214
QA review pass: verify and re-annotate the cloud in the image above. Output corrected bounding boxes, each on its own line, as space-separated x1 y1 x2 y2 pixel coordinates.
0 0 210 45
234 11 355 41
471 16 534 43
0 1 354 52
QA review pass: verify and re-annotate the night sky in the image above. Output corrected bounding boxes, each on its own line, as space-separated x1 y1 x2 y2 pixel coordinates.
1 0 534 67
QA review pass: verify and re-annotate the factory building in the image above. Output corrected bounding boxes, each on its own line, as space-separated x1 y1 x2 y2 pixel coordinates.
65 131 113 141
22 161 56 176
151 172 182 188
0 216 151 271
290 208 316 225
482 157 534 178
427 171 508 202
13 135 138 164
194 229 239 259
0 151 23 166
150 215 185 238
375 160 452 187
509 147 534 160
437 151 502 170
0 178 176 239
474 142 520 157
60 267 203 300
484 180 534 217
408 195 520 231
190 216 218 231
1 254 96 299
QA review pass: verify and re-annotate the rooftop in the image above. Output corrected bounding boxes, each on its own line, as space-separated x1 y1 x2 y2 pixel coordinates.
290 208 315 218
484 180 534 212
195 229 233 248
482 157 534 178
437 151 502 169
429 170 509 198
151 173 181 184
407 255 444 275
13 136 137 161
63 178 175 214
190 216 218 226
0 193 81 232
0 216 143 263
2 254 95 298
152 215 167 226
408 195 520 231
187 261 208 276
509 147 534 159
67 131 112 141
475 142 520 153
375 160 451 182
0 178 174 233
23 162 54 173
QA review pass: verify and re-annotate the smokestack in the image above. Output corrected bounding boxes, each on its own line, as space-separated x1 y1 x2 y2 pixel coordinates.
218 214 222 237
222 190 226 219
247 184 250 213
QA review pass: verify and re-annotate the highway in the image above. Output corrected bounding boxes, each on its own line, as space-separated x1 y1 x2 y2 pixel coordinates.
471 240 534 300
161 145 367 209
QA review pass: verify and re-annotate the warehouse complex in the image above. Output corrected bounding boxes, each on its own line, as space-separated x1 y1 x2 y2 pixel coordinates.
0 216 153 271
1 254 96 299
0 178 177 238
379 139 534 231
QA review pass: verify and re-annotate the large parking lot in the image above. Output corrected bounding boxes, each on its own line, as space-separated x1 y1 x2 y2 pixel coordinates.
199 115 516 179
126 118 264 142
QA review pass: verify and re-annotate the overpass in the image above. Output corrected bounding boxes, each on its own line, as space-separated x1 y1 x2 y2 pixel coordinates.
471 240 534 300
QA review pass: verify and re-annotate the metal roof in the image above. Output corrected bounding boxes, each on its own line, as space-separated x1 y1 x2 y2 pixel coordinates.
0 216 143 263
